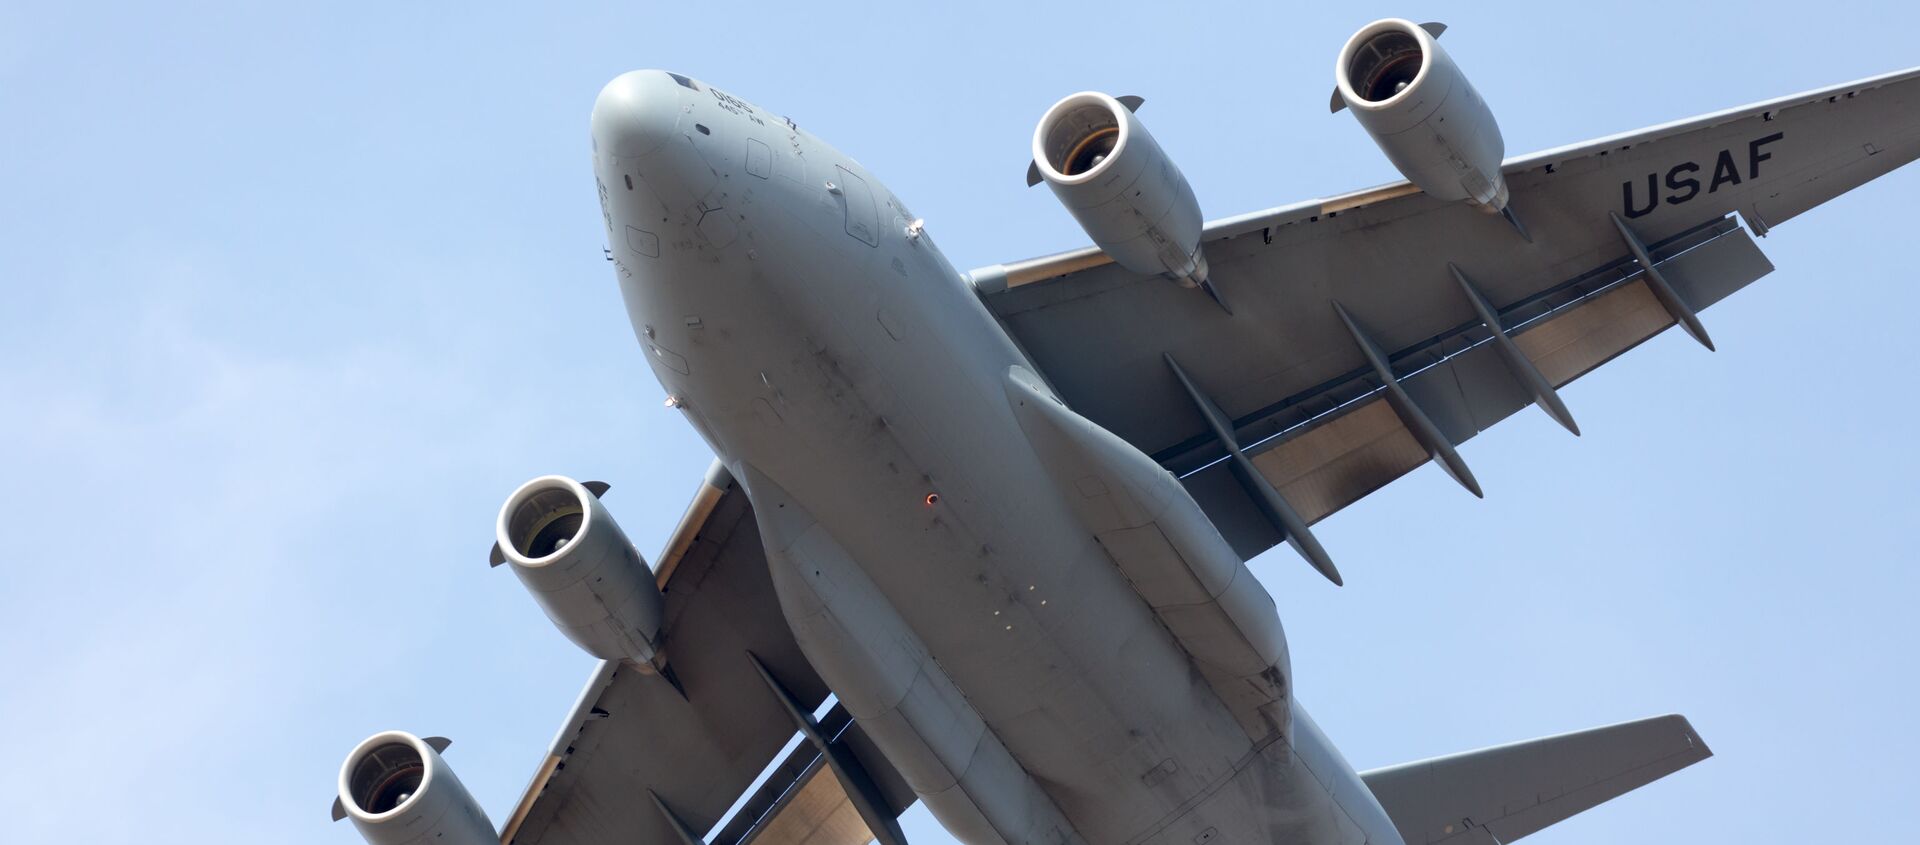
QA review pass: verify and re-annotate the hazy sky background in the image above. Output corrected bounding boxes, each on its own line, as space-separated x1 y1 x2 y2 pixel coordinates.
3 2 1917 843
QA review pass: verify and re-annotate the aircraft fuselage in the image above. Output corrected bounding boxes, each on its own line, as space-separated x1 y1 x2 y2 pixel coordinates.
589 70 1398 845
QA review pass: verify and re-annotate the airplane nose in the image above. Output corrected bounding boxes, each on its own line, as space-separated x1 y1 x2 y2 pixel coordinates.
591 70 686 159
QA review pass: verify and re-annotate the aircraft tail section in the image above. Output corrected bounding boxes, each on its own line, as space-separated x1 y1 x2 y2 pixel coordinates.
1360 714 1710 844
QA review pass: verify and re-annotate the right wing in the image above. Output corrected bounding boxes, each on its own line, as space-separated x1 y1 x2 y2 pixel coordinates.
1360 715 1712 845
499 462 914 845
977 66 1920 570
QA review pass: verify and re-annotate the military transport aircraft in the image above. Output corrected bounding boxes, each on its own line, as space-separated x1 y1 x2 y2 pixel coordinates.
331 18 1919 845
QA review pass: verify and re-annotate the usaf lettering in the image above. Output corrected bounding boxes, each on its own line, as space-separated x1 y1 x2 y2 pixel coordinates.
1622 132 1784 218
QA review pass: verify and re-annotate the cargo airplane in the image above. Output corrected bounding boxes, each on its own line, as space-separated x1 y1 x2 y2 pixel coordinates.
331 18 1920 845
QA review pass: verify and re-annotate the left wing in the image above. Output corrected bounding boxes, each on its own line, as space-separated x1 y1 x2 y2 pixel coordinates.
499 464 914 845
975 66 1920 570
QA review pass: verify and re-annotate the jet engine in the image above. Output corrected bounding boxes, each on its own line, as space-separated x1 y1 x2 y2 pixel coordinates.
493 475 665 665
1030 92 1214 295
334 732 495 845
1335 19 1513 215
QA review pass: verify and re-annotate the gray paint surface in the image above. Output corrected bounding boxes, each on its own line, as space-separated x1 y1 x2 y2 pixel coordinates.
340 40 1912 845
573 68 1395 845
16 7 1920 845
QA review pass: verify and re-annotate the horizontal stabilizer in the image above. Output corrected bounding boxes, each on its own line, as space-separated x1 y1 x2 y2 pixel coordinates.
1360 714 1710 844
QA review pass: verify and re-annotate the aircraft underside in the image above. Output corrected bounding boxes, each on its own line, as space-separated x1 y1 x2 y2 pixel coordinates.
331 17 1920 845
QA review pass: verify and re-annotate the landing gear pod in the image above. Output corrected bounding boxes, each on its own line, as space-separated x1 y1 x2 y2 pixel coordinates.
1031 92 1223 305
494 475 665 666
333 732 494 845
1335 19 1513 216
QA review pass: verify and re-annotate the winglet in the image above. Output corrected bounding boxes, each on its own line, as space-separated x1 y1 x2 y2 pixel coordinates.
583 480 611 497
331 796 347 822
489 541 506 568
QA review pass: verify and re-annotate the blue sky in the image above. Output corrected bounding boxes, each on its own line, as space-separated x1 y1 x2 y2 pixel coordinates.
3 2 1916 843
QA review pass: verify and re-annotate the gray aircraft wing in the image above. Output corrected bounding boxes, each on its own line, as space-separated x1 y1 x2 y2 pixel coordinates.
976 66 1920 571
1360 714 1711 845
498 464 914 845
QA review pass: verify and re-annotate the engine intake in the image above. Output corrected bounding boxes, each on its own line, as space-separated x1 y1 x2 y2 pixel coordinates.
1335 19 1510 212
1346 26 1425 103
335 732 495 845
495 475 665 665
1031 92 1210 290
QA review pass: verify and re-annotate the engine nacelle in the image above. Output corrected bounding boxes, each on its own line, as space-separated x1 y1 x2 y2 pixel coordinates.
1336 19 1509 211
336 732 495 845
1031 92 1209 287
495 475 664 665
